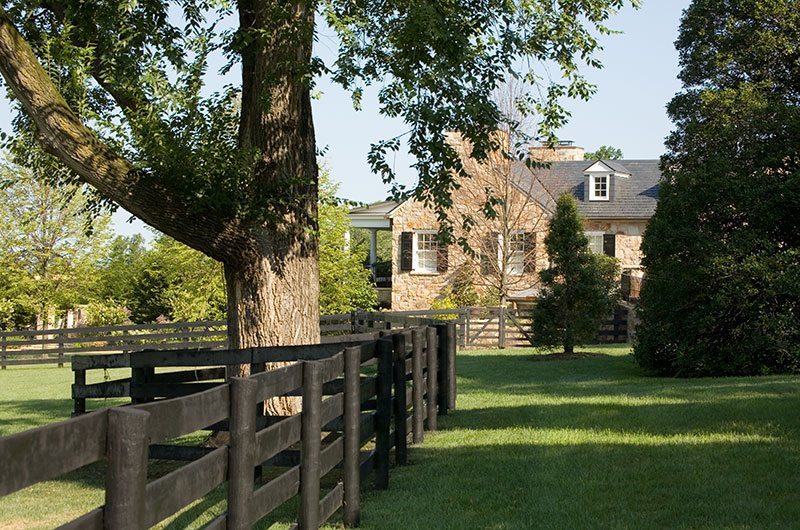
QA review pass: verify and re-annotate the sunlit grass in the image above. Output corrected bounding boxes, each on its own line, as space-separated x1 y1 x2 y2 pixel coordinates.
359 345 800 529
2 345 800 529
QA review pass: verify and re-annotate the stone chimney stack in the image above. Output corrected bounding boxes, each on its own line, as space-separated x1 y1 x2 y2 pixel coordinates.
529 140 585 162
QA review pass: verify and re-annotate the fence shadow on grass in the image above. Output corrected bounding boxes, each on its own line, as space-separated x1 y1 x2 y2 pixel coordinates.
0 399 73 435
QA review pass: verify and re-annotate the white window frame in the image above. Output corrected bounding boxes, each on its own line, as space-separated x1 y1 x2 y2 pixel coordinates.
586 231 604 254
499 231 526 276
589 174 610 201
412 230 439 273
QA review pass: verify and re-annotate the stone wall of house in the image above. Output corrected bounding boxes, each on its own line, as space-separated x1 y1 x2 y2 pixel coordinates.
584 220 648 270
390 195 549 311
391 214 648 311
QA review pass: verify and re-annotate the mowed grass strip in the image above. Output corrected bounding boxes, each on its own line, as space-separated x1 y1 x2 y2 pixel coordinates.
2 345 800 528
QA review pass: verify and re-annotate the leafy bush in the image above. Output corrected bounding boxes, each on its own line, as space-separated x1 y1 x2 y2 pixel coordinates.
633 1 800 376
431 294 459 320
84 301 129 327
449 263 479 307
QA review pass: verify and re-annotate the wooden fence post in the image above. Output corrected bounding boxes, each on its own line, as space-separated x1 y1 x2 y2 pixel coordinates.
73 369 86 416
425 327 437 431
121 329 130 355
411 328 425 444
300 361 324 529
55 329 64 368
343 346 362 527
374 338 393 490
249 358 265 482
498 306 506 349
228 377 258 529
392 333 408 466
1 334 6 370
447 322 457 411
464 308 471 349
435 324 449 416
105 407 149 530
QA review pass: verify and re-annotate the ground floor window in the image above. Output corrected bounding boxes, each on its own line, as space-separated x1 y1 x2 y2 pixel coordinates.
505 232 526 276
414 231 438 272
586 231 604 254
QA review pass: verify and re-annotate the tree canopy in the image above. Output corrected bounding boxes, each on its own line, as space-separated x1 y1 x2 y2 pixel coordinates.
0 163 111 329
0 0 638 351
584 145 623 160
633 0 800 376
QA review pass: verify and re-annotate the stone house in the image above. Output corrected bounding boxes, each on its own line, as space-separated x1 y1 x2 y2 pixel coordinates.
349 142 660 311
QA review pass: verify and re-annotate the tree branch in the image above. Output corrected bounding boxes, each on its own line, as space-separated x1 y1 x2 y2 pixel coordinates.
0 7 247 262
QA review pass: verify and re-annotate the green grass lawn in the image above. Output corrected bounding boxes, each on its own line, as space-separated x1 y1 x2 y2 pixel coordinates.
2 346 800 529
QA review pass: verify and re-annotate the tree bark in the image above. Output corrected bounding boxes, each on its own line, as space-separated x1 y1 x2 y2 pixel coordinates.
230 1 320 414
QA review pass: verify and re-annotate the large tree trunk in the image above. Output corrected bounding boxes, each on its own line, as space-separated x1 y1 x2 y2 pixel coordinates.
225 250 319 415
229 1 320 415
225 256 319 352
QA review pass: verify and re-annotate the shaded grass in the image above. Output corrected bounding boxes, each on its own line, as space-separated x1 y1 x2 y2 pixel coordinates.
2 345 800 528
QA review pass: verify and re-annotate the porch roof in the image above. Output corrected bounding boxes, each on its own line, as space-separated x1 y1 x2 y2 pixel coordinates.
347 201 399 229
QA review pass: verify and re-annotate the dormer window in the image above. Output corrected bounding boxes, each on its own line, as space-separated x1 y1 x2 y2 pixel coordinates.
590 174 610 201
584 160 629 202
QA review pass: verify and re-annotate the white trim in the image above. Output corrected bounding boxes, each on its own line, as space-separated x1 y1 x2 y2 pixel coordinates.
585 160 614 173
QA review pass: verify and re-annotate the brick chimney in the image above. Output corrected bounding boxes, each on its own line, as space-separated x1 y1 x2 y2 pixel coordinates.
529 140 585 162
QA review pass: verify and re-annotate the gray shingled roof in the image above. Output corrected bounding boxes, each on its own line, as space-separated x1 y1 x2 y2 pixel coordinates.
512 159 661 220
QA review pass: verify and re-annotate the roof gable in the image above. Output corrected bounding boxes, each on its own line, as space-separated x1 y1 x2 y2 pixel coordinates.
583 159 631 176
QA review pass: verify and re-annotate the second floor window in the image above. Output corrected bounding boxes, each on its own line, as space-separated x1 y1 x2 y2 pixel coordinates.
590 175 609 200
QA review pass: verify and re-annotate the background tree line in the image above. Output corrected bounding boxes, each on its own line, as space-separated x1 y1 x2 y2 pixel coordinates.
0 165 375 330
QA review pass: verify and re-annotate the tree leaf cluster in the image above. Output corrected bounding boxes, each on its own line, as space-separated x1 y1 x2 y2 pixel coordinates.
318 170 378 315
634 0 800 376
584 145 623 160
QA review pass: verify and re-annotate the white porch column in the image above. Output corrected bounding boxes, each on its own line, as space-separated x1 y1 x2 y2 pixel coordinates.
369 229 378 275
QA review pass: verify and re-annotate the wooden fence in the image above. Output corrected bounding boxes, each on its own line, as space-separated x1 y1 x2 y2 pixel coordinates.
352 306 629 349
0 306 629 369
0 315 362 369
0 322 458 529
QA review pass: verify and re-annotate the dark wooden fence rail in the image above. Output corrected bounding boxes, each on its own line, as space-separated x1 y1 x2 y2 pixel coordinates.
0 316 372 369
0 322 457 530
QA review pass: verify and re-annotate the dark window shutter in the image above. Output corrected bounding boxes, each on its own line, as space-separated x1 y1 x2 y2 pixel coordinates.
400 232 413 271
480 253 491 275
603 233 616 257
480 233 498 275
437 244 449 273
523 232 536 273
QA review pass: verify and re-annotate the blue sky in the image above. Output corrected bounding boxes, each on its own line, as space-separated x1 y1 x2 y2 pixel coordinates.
0 1 691 238
315 1 690 205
